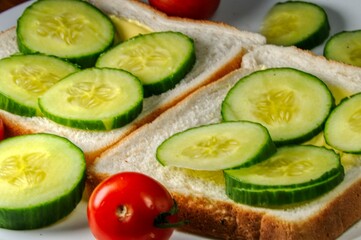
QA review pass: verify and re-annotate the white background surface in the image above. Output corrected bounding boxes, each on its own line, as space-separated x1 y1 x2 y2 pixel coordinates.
0 0 361 239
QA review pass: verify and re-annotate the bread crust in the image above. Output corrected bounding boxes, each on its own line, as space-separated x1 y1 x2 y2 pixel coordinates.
172 177 361 240
260 178 361 240
173 193 264 240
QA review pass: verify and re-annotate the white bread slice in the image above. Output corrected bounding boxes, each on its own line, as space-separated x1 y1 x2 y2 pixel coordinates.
241 44 361 95
89 45 361 239
0 0 265 163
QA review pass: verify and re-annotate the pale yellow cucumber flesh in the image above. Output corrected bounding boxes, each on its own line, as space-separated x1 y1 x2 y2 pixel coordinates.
222 68 334 145
156 122 276 171
324 31 361 67
325 93 361 153
39 68 143 130
0 133 86 229
18 0 114 58
260 1 329 49
96 32 195 85
226 145 340 186
0 54 79 115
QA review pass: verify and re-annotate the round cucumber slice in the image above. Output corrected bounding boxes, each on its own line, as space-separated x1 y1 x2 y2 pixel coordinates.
224 145 344 207
0 54 79 117
96 31 196 96
324 93 361 153
39 68 143 130
324 30 361 67
260 1 330 49
156 121 276 171
0 133 86 229
227 171 344 207
17 0 115 68
221 68 335 145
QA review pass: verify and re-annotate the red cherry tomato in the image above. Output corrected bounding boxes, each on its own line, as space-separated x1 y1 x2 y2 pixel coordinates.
148 0 221 20
87 172 177 240
0 119 4 141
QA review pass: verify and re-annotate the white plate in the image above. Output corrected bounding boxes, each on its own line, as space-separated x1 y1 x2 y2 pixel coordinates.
0 1 361 239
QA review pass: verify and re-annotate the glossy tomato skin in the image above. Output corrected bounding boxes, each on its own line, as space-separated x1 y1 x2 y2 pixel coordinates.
87 172 175 240
0 119 4 141
148 0 221 20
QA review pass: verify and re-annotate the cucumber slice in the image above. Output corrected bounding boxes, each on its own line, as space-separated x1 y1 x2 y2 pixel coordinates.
39 68 143 130
0 133 86 229
221 68 334 145
0 54 79 117
227 171 344 207
17 0 115 68
156 121 276 171
324 93 361 153
260 1 330 49
96 31 196 97
224 145 344 206
324 30 361 67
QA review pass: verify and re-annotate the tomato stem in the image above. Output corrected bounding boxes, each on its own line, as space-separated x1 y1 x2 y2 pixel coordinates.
153 200 188 229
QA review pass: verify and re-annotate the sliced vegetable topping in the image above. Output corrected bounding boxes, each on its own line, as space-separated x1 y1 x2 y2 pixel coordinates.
156 121 276 170
0 133 86 229
221 68 334 145
0 54 79 117
17 0 115 67
224 145 344 206
260 1 330 49
324 93 361 153
39 68 143 130
96 31 196 96
324 30 361 67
